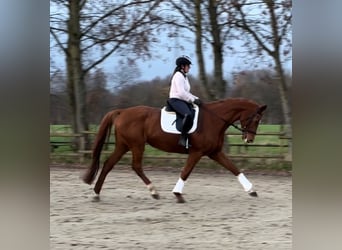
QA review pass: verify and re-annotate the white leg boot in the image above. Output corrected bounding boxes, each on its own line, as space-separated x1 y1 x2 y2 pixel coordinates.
172 178 185 193
237 173 253 192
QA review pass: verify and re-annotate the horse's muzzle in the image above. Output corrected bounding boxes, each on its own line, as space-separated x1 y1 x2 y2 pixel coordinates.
244 138 254 143
243 133 254 143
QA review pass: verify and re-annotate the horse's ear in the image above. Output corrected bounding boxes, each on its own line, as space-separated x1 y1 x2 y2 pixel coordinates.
258 105 267 114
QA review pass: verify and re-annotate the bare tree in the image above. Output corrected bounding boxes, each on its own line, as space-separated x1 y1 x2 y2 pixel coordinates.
50 70 70 124
230 69 288 124
111 59 142 89
85 68 116 124
165 0 235 99
194 0 211 99
227 0 292 129
206 0 226 98
50 0 162 149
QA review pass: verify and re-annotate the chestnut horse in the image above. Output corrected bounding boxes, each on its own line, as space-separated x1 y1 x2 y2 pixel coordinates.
82 98 267 203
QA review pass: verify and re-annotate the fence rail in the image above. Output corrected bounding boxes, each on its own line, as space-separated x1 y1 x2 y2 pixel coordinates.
50 129 292 165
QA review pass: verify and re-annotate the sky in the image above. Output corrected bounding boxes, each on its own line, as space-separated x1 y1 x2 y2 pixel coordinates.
52 35 292 84
50 4 292 83
101 42 241 82
51 32 244 82
101 43 292 83
97 7 292 82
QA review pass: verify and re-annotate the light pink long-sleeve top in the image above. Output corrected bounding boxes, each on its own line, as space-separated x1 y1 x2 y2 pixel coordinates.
169 71 198 102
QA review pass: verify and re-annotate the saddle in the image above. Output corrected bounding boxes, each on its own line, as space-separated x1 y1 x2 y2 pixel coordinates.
160 104 199 134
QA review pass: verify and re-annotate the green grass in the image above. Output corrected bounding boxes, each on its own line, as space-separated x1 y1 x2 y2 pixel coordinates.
225 124 289 156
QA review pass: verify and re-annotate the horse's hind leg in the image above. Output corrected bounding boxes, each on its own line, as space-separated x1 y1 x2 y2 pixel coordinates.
131 146 160 199
93 144 128 195
209 151 257 197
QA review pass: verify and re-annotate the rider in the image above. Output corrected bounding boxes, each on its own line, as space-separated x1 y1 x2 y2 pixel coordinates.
167 56 202 148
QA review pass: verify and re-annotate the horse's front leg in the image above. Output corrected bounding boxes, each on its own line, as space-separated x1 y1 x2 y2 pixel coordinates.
172 152 202 203
209 151 258 197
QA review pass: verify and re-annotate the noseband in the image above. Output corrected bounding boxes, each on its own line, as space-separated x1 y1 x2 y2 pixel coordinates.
230 115 257 135
230 122 256 135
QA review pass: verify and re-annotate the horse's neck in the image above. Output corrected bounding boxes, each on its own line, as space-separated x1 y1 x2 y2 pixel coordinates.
209 99 253 124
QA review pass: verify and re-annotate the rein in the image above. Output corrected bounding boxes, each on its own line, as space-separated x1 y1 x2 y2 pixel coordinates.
200 105 257 135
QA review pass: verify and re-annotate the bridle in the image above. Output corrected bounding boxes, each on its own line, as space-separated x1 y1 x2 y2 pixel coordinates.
201 105 259 135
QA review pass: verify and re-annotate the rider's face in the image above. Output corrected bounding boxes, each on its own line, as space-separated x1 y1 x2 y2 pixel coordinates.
183 64 190 73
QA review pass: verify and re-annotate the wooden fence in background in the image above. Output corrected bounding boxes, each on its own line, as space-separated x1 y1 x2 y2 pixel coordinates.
50 130 292 165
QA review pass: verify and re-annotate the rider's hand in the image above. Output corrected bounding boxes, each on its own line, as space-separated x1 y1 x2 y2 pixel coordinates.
193 98 202 106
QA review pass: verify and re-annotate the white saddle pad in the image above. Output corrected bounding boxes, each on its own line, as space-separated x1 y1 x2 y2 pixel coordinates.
160 105 199 134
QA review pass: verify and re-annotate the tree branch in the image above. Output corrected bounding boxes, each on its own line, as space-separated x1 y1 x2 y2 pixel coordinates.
50 28 69 56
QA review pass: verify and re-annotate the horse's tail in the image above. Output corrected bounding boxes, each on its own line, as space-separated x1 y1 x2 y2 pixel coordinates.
82 109 121 185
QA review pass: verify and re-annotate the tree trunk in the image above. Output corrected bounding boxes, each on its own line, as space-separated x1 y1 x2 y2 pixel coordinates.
208 0 225 99
194 0 215 100
268 0 291 141
67 0 89 151
273 52 292 157
66 57 76 135
274 57 290 125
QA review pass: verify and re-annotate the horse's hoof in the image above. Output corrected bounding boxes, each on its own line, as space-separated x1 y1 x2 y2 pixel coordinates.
82 175 93 185
174 193 186 203
249 191 258 197
152 193 160 200
94 186 101 195
92 195 100 202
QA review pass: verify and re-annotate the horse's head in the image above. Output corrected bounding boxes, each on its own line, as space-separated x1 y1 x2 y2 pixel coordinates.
240 104 267 143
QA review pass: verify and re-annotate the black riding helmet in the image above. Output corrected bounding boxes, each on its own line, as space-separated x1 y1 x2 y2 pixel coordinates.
176 56 192 67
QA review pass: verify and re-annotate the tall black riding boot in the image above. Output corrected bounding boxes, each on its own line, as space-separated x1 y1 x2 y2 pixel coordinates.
178 133 191 148
178 114 192 148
